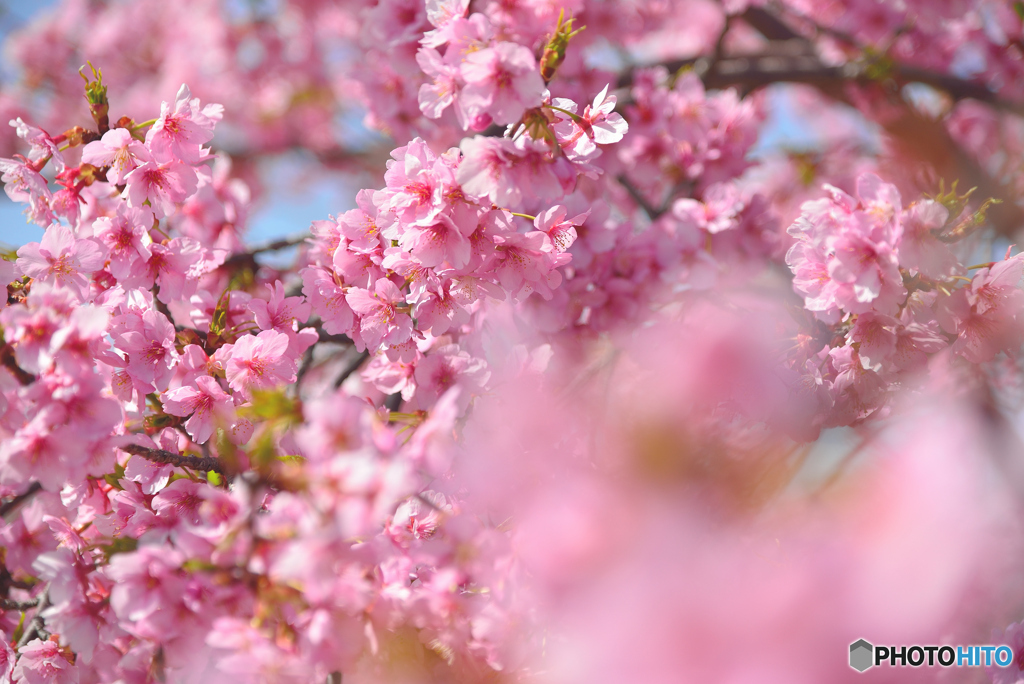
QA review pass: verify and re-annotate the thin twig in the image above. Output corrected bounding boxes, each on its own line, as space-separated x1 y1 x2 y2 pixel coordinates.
294 346 315 386
0 482 42 519
616 174 664 220
16 589 48 647
222 233 309 268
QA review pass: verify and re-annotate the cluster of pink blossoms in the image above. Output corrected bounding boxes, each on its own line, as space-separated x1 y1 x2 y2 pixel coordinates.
785 173 1024 431
304 80 627 405
0 24 633 678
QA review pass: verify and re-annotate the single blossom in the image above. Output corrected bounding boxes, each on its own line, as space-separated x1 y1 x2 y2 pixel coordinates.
17 225 105 299
81 127 153 184
346 277 414 350
223 329 297 399
162 375 235 444
93 205 155 279
552 86 629 161
10 117 65 171
146 84 219 164
122 159 199 218
459 42 545 125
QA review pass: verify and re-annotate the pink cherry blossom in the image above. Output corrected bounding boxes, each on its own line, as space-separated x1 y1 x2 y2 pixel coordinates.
346 278 413 350
249 281 317 356
93 205 154 280
122 159 198 218
417 47 461 120
552 86 629 161
81 127 152 184
11 639 78 684
223 330 297 399
10 117 64 171
145 84 218 164
534 205 587 253
460 42 544 125
162 375 235 444
399 213 474 268
16 225 104 300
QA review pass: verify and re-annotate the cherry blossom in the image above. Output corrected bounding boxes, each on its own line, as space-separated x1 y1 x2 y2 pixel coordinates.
161 375 236 444
81 128 151 185
16 225 104 300
223 329 297 399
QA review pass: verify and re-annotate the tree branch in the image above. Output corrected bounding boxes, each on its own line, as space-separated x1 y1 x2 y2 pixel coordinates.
334 349 370 389
0 344 35 386
121 444 226 475
617 174 670 220
1 597 40 611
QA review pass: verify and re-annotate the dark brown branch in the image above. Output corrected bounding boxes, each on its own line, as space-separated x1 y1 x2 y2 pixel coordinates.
294 346 316 386
334 349 370 389
0 482 42 518
383 392 403 412
619 51 1024 117
121 443 226 475
741 6 804 41
618 2 1024 117
616 175 667 220
0 344 35 386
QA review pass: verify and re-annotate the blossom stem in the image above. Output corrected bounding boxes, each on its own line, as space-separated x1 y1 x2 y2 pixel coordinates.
16 589 48 647
544 104 583 123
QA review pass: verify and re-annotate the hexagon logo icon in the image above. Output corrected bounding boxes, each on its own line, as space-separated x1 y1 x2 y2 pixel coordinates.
850 639 874 672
